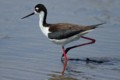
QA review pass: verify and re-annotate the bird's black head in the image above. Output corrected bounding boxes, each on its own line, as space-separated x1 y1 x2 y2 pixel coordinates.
22 4 47 19
34 4 47 13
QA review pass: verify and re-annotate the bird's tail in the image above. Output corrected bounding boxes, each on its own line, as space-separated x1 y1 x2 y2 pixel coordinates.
80 22 106 35
88 22 106 29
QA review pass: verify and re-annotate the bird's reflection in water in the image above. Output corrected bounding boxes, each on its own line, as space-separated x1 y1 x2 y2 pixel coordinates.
61 57 109 75
48 74 78 80
49 57 109 80
62 59 82 76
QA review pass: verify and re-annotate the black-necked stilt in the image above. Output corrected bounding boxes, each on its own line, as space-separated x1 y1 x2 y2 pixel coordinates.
22 4 105 74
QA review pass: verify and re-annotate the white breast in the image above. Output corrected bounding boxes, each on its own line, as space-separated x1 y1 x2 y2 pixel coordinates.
39 24 49 37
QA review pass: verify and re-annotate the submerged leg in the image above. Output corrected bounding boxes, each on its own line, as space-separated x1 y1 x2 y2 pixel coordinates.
61 36 96 58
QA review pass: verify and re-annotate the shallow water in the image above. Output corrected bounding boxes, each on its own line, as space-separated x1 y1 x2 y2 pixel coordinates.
0 0 120 80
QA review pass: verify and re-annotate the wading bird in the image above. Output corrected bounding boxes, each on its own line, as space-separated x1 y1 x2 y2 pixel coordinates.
22 4 105 74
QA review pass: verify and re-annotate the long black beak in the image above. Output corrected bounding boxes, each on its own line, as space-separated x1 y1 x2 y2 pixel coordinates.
21 12 35 19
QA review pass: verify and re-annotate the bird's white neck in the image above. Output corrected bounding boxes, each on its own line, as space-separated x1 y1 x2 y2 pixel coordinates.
38 11 49 37
39 11 45 27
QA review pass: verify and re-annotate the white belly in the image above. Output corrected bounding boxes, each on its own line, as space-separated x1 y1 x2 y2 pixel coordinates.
50 33 81 46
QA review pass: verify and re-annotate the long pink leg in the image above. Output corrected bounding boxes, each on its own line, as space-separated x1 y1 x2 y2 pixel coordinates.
61 46 68 75
61 36 96 74
61 36 96 58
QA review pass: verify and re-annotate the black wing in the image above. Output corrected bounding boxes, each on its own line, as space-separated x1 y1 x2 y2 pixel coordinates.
48 30 84 40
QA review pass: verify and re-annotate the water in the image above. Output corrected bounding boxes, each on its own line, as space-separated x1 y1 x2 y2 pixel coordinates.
0 0 120 80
